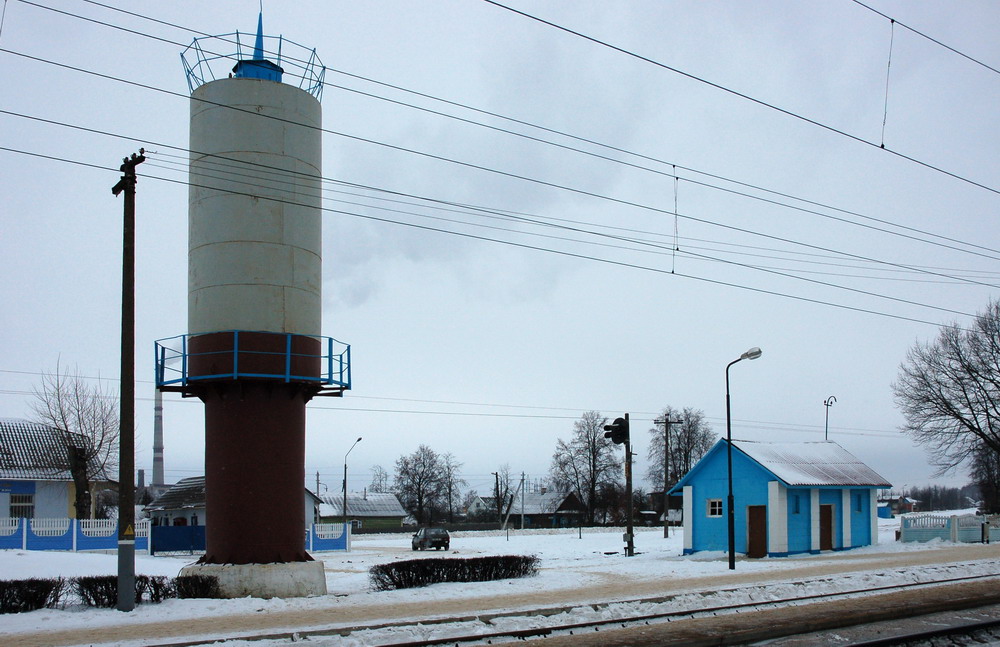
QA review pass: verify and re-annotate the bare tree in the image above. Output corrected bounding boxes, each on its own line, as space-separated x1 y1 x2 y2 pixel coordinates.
893 300 1000 484
31 365 119 519
392 445 447 524
645 406 716 491
440 452 467 523
549 411 620 525
970 443 1000 513
493 464 516 522
369 465 389 493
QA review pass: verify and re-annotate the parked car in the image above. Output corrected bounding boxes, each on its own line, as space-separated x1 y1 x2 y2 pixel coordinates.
412 527 450 551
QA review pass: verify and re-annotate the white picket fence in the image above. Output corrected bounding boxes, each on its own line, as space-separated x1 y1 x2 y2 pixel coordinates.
0 517 150 551
899 513 1000 543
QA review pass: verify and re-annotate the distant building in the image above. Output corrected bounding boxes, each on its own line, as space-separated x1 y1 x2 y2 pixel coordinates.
670 440 891 557
318 492 407 529
469 490 584 527
0 418 113 519
146 476 320 531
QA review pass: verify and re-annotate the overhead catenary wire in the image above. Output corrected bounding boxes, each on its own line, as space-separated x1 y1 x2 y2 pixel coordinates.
480 0 1000 197
850 0 1000 76
0 373 905 440
0 140 982 330
4 77 999 296
8 0 1000 264
145 150 1000 286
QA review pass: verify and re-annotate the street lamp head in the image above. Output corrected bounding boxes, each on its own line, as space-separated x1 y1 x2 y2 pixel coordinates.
356 437 363 442
741 347 763 361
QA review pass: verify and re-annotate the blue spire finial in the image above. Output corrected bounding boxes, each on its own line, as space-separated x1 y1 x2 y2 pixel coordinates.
253 11 265 61
231 9 284 83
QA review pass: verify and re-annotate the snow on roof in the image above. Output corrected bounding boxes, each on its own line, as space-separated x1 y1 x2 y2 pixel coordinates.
735 440 891 487
144 477 206 511
319 492 407 518
0 418 104 482
513 492 575 515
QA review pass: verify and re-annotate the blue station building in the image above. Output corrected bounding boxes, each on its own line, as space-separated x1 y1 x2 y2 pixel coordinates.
670 440 891 558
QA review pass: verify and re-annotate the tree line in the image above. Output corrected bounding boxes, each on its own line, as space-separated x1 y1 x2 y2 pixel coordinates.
28 295 1000 523
381 407 716 526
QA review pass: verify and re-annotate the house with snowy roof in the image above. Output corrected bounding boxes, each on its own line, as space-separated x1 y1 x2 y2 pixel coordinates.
0 418 113 519
669 440 891 558
318 492 407 529
145 476 321 531
467 490 584 527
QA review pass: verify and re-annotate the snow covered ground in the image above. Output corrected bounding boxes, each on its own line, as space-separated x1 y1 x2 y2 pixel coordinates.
2 511 997 646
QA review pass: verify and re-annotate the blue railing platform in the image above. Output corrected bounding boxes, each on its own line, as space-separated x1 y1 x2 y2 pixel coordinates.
155 330 351 396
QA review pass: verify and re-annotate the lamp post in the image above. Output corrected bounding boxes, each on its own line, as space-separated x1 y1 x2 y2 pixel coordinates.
726 346 762 570
824 396 837 441
343 437 362 526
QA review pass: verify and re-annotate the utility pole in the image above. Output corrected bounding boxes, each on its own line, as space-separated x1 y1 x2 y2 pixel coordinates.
112 148 144 613
654 415 683 539
520 472 526 530
624 413 634 557
492 471 501 524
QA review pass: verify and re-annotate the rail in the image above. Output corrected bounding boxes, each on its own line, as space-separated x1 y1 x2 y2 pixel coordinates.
154 330 351 394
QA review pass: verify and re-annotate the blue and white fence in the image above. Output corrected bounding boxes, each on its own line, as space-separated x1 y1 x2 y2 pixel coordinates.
0 518 150 552
0 518 350 554
308 523 351 552
899 514 1000 543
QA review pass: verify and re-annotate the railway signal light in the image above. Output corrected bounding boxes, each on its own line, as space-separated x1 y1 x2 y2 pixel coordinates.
604 416 629 445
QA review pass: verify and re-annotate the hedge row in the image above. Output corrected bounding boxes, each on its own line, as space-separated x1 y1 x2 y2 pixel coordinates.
369 555 540 591
0 574 221 614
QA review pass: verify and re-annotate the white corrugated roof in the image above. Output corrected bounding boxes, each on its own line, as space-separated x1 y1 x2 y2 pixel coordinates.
735 440 891 487
0 418 105 482
319 492 407 517
514 491 573 515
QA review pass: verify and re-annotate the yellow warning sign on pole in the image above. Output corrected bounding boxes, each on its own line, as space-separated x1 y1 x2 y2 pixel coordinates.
124 524 134 538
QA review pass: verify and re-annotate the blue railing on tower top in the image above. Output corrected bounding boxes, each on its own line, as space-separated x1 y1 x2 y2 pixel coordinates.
180 30 325 99
154 331 350 392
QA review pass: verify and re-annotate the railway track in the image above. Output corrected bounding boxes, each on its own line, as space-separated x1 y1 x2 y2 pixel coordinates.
148 560 1000 647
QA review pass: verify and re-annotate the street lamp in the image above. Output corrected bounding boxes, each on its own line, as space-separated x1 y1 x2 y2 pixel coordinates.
343 437 362 527
824 396 837 441
726 346 762 571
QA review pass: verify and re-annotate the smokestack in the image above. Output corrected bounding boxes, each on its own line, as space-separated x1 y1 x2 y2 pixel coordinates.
152 388 164 486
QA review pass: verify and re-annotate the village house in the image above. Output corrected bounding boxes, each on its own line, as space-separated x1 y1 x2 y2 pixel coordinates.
670 440 891 557
468 490 583 527
318 492 408 529
0 418 113 519
145 476 321 531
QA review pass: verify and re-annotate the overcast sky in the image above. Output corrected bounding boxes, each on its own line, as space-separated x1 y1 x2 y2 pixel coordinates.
2 1 998 499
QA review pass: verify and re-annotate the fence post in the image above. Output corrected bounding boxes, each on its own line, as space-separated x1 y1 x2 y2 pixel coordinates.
72 519 77 552
21 517 27 551
950 516 959 543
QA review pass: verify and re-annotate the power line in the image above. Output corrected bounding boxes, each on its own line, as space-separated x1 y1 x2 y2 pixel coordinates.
9 1 1000 263
0 140 982 329
3 44 996 295
6 83 998 298
850 0 1000 76
480 0 1000 197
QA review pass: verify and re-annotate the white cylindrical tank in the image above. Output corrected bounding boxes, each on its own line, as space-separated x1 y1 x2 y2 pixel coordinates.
188 77 322 337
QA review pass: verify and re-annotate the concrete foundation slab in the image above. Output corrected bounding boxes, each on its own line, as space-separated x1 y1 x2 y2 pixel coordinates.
180 560 327 599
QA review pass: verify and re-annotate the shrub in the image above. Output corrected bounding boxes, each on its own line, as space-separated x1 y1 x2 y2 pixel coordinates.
174 574 222 599
369 555 539 591
0 578 66 614
136 575 174 604
73 576 119 608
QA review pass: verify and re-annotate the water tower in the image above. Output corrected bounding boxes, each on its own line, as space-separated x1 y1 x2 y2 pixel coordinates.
155 13 351 598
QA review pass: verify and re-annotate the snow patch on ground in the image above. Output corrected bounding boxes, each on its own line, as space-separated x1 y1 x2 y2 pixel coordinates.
1 511 994 646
